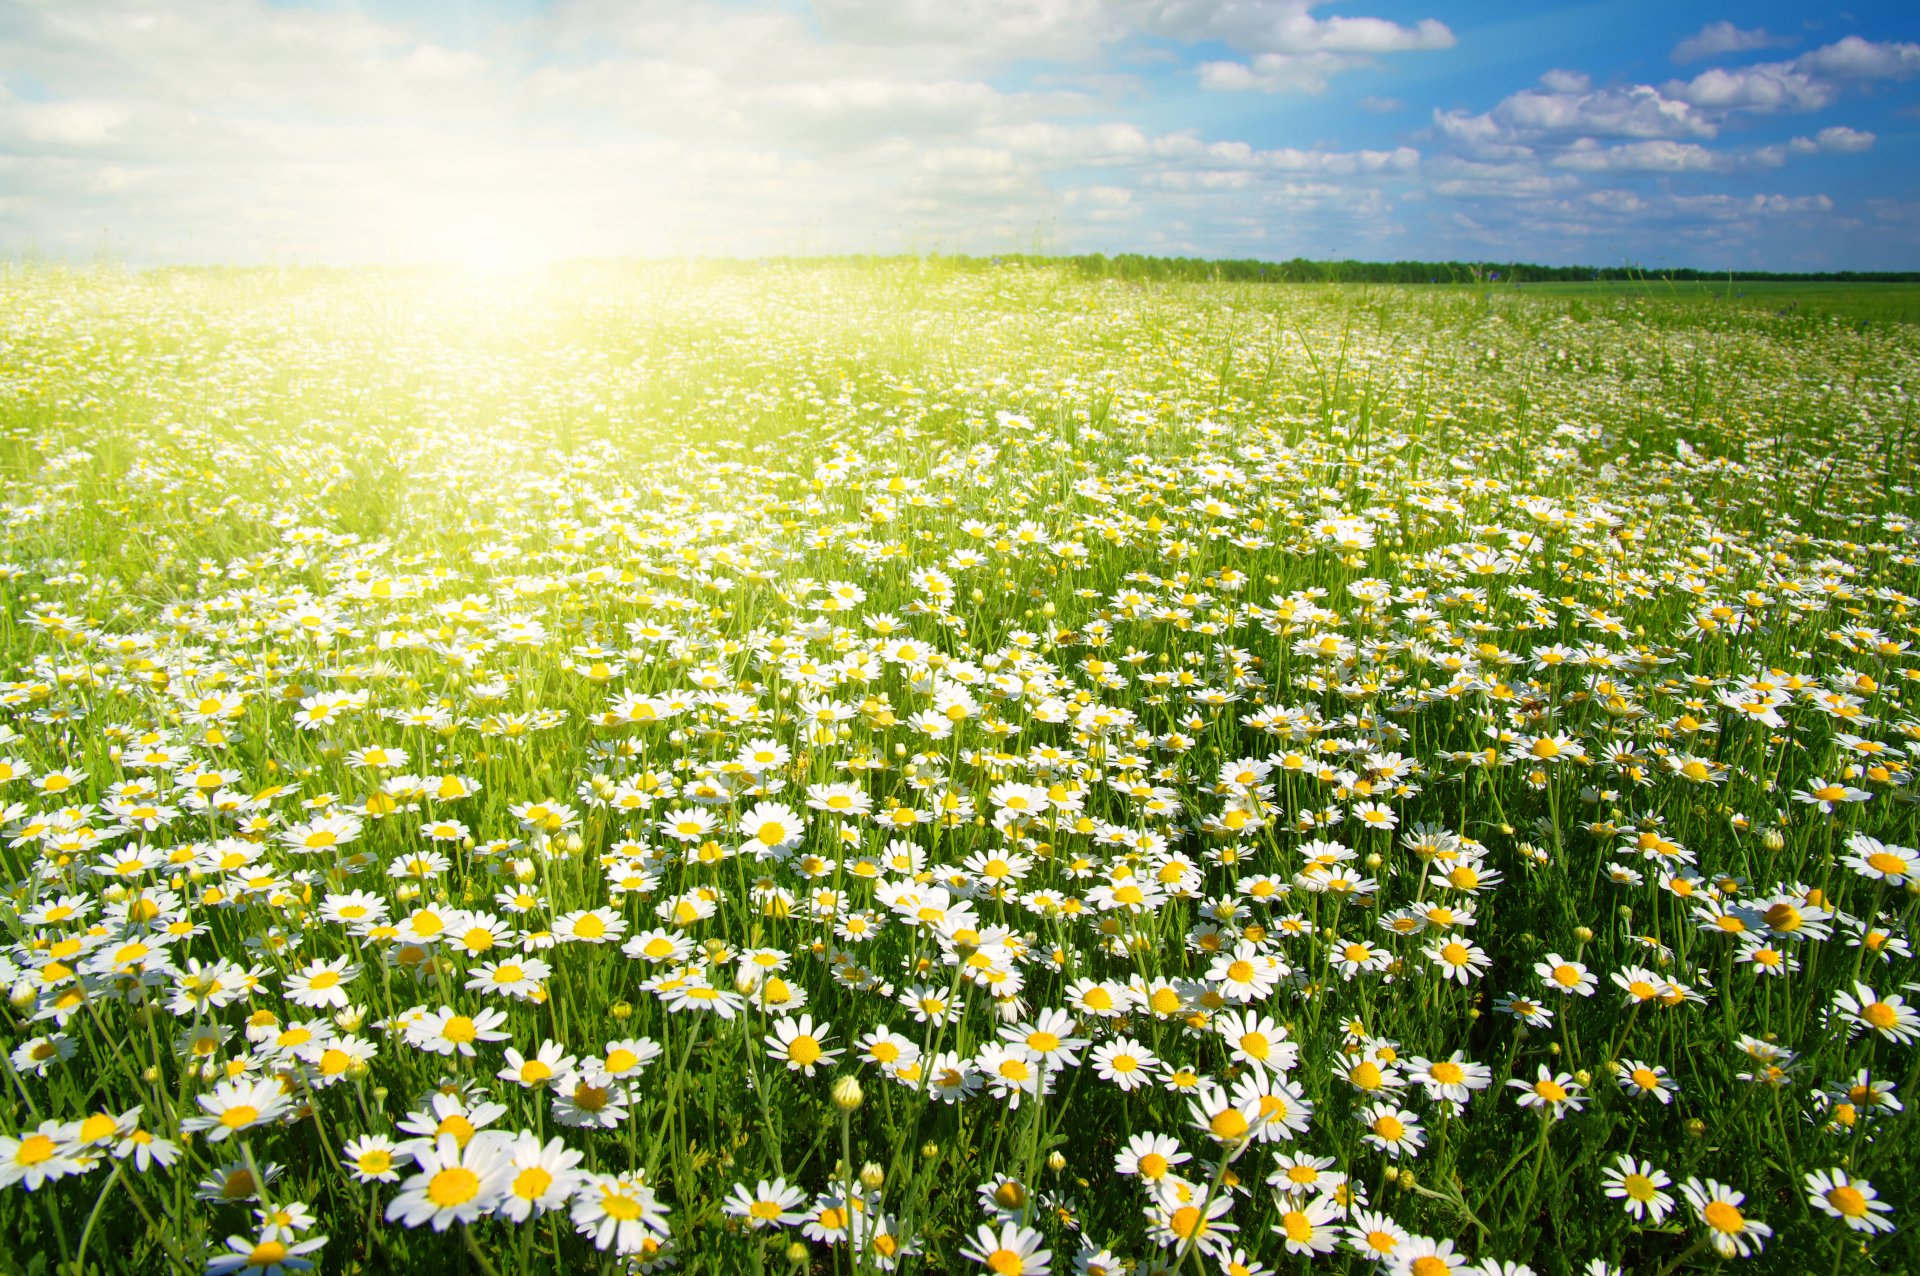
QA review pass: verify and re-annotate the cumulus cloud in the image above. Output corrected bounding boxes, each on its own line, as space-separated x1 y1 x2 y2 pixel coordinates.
1666 37 1920 113
1671 22 1795 66
1551 140 1732 174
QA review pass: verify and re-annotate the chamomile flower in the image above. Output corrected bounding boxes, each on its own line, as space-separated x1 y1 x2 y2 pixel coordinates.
1679 1177 1771 1258
1804 1168 1894 1234
1601 1156 1674 1223
385 1134 513 1231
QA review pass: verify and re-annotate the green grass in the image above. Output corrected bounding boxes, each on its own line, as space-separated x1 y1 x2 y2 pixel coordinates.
0 260 1914 1276
1502 280 1920 326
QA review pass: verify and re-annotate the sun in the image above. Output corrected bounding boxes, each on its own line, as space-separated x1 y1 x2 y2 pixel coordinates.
446 224 551 279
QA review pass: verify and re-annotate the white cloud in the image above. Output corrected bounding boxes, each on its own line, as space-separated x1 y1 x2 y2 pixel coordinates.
1551 140 1730 174
1666 37 1920 114
1538 69 1591 94
1671 22 1794 66
1813 125 1876 153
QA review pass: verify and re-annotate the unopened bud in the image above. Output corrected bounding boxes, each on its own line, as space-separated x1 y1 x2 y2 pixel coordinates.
832 1076 864 1111
1046 1151 1066 1172
785 1242 810 1267
860 1162 885 1191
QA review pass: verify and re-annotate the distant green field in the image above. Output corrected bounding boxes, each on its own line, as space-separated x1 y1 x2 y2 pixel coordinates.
1505 280 1920 326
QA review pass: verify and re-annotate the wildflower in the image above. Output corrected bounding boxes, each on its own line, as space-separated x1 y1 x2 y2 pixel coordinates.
1600 1156 1674 1222
0 1121 87 1189
572 1171 672 1254
765 1015 843 1077
386 1134 513 1231
497 1133 585 1223
341 1134 409 1184
182 1077 291 1142
1804 1168 1894 1234
1834 982 1920 1043
1270 1190 1342 1255
1679 1177 1771 1258
959 1221 1051 1275
1615 1060 1678 1104
724 1177 808 1229
406 1006 510 1057
204 1231 328 1275
1508 1066 1585 1118
1357 1103 1425 1158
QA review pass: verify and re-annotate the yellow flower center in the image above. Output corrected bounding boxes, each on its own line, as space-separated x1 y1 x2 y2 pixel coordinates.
427 1167 480 1208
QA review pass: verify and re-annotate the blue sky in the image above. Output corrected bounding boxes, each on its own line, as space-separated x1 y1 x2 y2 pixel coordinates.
0 1 1915 268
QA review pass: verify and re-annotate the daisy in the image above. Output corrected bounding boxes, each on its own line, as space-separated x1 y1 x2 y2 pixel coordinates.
1270 1191 1343 1255
959 1221 1051 1275
498 1041 576 1089
183 1077 292 1142
1390 1236 1468 1274
284 956 358 1010
598 1037 663 1080
385 1133 512 1231
1114 1132 1190 1184
1267 1152 1346 1201
659 979 745 1020
1001 1007 1089 1069
0 1121 87 1189
551 1075 631 1130
1843 833 1916 886
1834 982 1920 1043
1424 937 1490 984
341 1134 409 1184
571 1171 671 1255
623 928 693 964
1679 1177 1771 1258
1600 1156 1674 1223
553 907 626 945
1144 1181 1238 1260
1534 953 1596 997
1804 1168 1894 1234
976 1042 1051 1110
204 1231 328 1275
1405 1052 1492 1108
405 1006 510 1058
1090 1036 1159 1092
1215 1009 1298 1074
1615 1060 1678 1105
724 1177 808 1230
1346 1208 1411 1264
1230 1070 1314 1142
765 1015 843 1077
496 1133 585 1223
1508 1066 1585 1119
1356 1103 1425 1158
465 956 550 1001
395 1093 508 1154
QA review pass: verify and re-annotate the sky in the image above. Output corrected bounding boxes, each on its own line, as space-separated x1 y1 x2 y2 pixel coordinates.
0 1 1916 270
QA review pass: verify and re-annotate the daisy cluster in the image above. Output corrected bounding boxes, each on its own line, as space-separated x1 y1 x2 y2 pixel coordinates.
0 263 1914 1274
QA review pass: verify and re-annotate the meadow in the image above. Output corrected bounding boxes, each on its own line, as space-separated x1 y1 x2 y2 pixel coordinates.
0 260 1914 1276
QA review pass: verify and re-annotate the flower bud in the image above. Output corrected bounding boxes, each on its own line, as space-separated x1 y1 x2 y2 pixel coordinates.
785 1242 810 1267
1046 1151 1066 1172
921 1142 939 1160
860 1162 885 1191
832 1076 864 1111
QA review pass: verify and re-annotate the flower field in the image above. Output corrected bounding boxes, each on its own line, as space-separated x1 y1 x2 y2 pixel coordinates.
0 261 1915 1275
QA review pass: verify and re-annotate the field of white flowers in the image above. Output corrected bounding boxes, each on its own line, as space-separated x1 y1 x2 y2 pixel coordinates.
0 261 1914 1275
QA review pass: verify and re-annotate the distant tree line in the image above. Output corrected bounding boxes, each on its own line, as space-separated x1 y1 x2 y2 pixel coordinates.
932 254 1920 285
